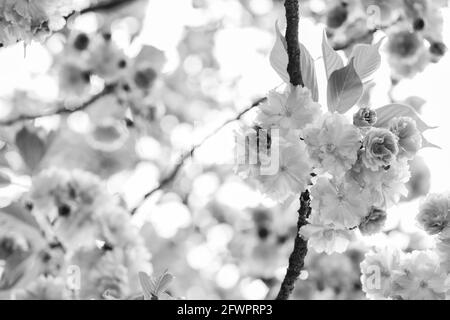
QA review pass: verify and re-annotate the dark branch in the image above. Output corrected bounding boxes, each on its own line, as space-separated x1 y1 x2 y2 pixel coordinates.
284 0 304 87
130 97 267 215
275 0 310 300
79 0 140 15
276 191 311 300
0 83 117 126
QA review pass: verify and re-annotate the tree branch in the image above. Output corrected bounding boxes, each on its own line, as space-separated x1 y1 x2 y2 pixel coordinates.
0 83 117 126
276 190 311 300
275 0 310 300
284 0 304 87
130 97 267 215
79 0 141 15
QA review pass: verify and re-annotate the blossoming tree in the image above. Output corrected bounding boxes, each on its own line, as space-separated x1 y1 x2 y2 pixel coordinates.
0 0 449 300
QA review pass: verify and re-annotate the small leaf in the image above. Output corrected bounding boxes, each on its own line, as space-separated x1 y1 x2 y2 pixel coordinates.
138 270 174 300
327 58 363 113
15 127 47 172
322 30 344 79
138 271 155 300
374 103 437 132
156 271 174 295
270 22 289 84
349 39 383 82
1 203 41 230
0 171 11 187
299 43 319 101
422 136 441 149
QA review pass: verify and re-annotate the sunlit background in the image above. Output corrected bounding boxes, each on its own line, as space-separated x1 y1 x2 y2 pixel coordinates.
0 0 449 299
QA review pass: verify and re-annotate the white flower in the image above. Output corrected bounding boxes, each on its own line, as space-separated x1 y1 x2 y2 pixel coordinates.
310 177 369 229
256 85 322 130
13 276 68 300
256 136 313 202
299 221 353 255
389 117 422 159
417 193 450 235
71 248 130 299
361 127 399 171
304 112 361 177
359 159 411 208
29 168 111 249
0 0 85 46
386 29 430 79
435 235 450 271
391 250 449 300
360 246 402 300
96 205 142 247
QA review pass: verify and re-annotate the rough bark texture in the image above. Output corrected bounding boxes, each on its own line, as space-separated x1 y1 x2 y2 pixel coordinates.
275 0 311 300
283 0 304 87
275 190 311 300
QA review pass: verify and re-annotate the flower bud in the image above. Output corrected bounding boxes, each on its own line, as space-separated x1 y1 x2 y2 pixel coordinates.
353 107 377 127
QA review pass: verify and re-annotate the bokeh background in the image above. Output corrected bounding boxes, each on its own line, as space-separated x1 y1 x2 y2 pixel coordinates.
0 0 449 299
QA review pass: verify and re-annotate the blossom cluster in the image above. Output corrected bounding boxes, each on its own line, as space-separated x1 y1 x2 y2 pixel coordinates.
360 192 450 300
54 30 165 101
50 30 166 152
0 0 87 47
236 79 424 254
361 247 450 299
305 0 447 80
4 168 152 299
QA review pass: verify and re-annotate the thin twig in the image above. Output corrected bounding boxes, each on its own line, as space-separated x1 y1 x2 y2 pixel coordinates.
79 0 140 15
130 97 267 215
275 0 310 301
0 83 117 126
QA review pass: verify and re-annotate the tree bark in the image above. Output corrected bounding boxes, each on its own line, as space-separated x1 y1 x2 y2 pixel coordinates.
275 190 311 300
283 0 304 87
275 0 311 300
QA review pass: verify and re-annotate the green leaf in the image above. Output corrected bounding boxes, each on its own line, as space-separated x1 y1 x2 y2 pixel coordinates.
322 30 344 79
269 22 289 84
374 103 437 132
299 43 319 102
349 39 383 82
15 127 47 172
327 58 363 113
